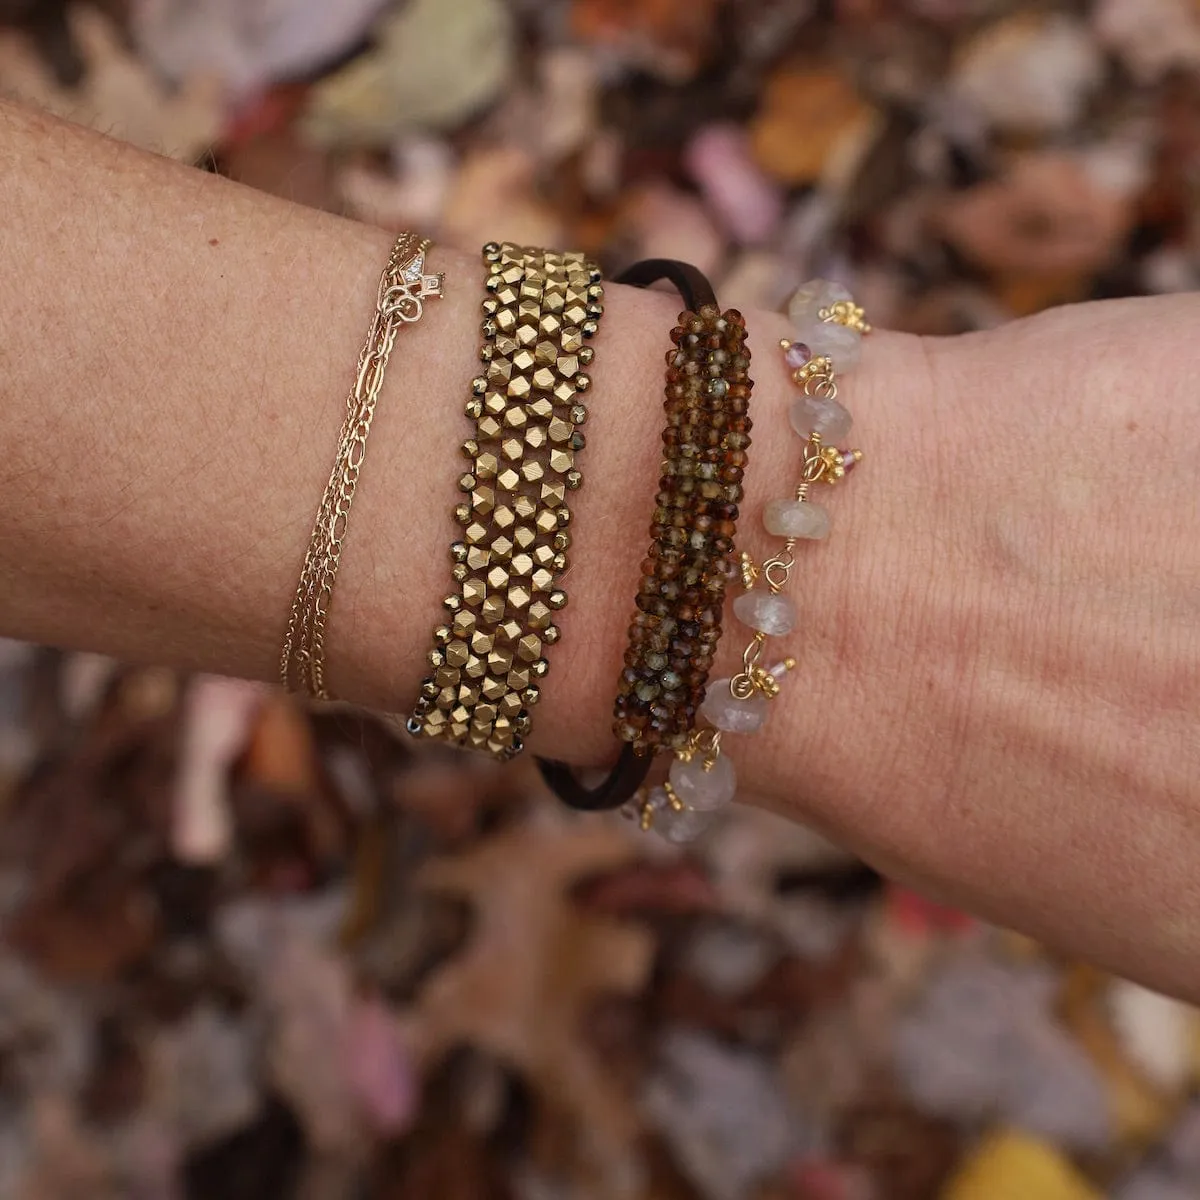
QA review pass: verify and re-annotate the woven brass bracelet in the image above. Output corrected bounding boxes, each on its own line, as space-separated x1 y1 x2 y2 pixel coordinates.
537 258 752 810
281 232 444 700
406 241 604 759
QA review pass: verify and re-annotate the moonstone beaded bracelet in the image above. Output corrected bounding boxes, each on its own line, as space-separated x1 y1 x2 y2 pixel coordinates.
632 279 869 841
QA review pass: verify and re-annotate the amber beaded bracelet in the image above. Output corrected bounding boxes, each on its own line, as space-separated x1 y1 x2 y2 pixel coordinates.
538 259 753 810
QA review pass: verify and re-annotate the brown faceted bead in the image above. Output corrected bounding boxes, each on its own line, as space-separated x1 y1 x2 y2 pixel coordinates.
614 304 753 753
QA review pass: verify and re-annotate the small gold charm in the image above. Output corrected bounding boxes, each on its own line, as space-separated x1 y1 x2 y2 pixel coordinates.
792 355 834 388
750 664 783 698
818 446 863 484
820 300 871 334
740 551 760 589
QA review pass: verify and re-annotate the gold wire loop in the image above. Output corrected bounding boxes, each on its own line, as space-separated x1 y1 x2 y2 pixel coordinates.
379 282 423 322
762 555 793 591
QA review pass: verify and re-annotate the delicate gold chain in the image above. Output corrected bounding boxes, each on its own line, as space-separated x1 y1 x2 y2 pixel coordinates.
281 232 443 699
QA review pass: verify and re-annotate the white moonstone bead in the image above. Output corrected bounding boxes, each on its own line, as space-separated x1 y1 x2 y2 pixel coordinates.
700 680 768 734
669 753 737 811
801 318 862 369
787 278 853 325
732 590 796 636
646 787 717 843
789 393 852 443
763 499 830 540
658 804 718 844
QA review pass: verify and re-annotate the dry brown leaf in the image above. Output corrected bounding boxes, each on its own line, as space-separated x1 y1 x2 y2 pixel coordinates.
571 0 722 81
749 65 880 187
440 146 565 254
241 692 319 795
407 811 655 1194
0 5 222 159
7 879 158 983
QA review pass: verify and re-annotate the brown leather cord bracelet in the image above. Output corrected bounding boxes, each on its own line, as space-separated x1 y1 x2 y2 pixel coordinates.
537 259 753 812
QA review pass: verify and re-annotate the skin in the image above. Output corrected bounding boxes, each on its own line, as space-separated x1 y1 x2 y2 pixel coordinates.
1 100 1197 997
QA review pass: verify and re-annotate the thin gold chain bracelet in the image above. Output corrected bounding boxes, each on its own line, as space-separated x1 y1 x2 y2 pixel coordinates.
281 232 444 700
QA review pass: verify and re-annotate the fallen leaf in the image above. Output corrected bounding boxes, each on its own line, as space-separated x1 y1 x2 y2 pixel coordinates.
749 65 880 187
570 0 723 81
133 0 390 99
0 5 223 159
949 14 1104 136
302 0 514 148
1059 966 1183 1150
940 1130 1100 1200
407 809 655 1194
935 151 1136 279
173 676 265 866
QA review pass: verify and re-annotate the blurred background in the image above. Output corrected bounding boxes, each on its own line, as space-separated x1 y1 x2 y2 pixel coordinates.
1 1 1199 1197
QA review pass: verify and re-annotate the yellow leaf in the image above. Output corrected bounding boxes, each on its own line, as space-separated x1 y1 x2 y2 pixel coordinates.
942 1131 1100 1200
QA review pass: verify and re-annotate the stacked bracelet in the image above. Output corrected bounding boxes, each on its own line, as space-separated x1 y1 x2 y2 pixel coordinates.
406 242 604 760
281 232 444 700
538 259 752 811
635 279 869 840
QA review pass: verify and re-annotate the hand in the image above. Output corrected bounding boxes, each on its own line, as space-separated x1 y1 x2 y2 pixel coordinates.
744 297 1199 999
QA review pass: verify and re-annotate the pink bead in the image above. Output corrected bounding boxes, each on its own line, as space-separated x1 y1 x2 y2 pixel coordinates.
784 342 811 369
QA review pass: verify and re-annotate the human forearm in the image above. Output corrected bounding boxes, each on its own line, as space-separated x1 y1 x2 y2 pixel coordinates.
0 98 923 775
787 300 1200 996
3 99 1199 997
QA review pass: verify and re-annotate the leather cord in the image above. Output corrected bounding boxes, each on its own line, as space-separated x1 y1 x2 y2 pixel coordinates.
535 258 719 812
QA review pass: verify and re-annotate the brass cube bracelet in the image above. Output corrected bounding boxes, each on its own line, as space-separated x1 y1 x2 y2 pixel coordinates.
406 241 604 759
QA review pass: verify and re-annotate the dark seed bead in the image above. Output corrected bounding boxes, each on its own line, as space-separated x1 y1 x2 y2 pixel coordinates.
614 303 753 750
